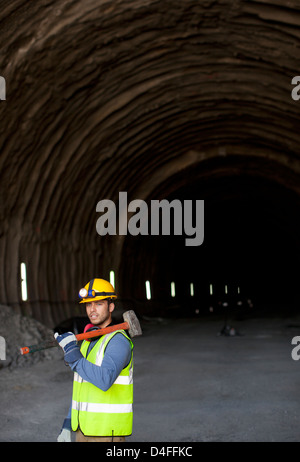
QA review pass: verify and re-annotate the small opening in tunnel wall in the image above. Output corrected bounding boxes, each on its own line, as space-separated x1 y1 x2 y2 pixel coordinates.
145 280 151 300
171 281 176 297
190 283 194 297
20 262 28 301
110 270 115 288
0 76 5 100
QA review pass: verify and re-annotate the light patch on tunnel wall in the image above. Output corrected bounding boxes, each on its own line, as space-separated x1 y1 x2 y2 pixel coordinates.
171 281 176 298
0 336 6 361
96 192 204 247
145 280 151 300
20 262 28 301
109 270 115 288
0 76 6 100
190 283 194 297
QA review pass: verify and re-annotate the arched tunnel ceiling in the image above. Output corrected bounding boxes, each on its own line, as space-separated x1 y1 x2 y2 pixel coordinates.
0 0 300 325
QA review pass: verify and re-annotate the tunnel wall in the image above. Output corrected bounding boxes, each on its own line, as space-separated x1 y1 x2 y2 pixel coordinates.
0 0 300 326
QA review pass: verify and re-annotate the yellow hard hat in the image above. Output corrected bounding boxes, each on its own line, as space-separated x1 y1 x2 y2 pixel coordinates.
78 278 117 304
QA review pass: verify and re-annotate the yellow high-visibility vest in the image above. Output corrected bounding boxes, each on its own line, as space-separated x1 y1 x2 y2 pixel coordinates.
71 330 134 436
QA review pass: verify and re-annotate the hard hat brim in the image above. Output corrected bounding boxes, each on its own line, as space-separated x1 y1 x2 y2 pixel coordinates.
79 294 117 304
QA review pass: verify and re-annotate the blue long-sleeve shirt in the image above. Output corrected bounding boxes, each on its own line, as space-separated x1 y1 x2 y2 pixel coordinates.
64 333 132 427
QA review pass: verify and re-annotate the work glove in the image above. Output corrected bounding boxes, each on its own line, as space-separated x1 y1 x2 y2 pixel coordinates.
57 418 72 442
54 332 83 368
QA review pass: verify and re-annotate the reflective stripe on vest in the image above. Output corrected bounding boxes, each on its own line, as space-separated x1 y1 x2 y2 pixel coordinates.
71 330 134 437
72 401 133 413
73 371 133 386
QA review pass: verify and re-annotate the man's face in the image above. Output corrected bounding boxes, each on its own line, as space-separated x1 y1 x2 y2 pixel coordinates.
85 299 114 327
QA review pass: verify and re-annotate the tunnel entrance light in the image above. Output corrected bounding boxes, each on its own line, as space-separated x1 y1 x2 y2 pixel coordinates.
209 284 213 296
20 262 28 301
145 280 151 300
190 283 194 297
109 270 115 288
237 286 241 294
225 284 228 295
171 282 176 298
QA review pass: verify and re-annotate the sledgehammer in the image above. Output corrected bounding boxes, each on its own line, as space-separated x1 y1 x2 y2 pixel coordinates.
20 310 142 355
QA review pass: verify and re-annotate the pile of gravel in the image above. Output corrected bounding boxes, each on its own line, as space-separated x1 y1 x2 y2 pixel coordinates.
0 304 61 369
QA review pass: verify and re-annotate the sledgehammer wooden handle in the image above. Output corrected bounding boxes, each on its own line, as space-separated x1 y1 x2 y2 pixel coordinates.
20 321 129 355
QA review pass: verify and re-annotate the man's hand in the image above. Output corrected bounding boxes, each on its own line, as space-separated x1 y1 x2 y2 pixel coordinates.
54 332 83 366
57 428 71 442
57 418 72 442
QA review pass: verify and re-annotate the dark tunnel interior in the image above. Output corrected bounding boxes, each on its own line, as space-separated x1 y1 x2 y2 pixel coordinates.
122 156 300 317
0 0 300 328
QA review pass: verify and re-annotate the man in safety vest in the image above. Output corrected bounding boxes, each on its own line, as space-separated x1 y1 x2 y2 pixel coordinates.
55 278 134 442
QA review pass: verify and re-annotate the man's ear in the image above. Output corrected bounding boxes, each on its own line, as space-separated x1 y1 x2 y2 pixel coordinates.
109 302 115 314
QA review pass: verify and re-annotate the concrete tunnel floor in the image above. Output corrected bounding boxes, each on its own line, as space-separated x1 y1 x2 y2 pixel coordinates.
0 313 300 442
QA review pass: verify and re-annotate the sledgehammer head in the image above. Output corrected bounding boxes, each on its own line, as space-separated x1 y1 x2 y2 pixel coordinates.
123 310 142 338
